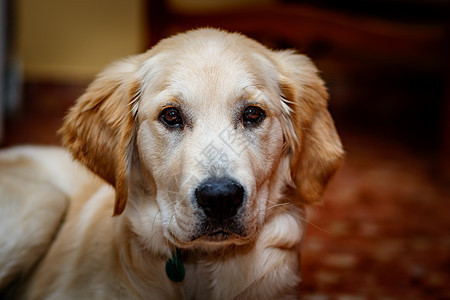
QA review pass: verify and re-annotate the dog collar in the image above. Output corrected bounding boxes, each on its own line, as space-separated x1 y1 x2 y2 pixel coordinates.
165 248 185 282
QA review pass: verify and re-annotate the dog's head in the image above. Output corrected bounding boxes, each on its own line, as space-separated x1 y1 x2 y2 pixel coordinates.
60 29 343 250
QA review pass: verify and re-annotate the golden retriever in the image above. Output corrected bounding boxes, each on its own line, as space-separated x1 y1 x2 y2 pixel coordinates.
0 28 343 299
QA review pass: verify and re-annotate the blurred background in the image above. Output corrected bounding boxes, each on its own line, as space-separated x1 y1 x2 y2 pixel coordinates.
0 0 449 298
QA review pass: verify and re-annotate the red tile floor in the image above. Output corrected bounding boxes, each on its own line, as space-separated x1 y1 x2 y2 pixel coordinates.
2 82 450 299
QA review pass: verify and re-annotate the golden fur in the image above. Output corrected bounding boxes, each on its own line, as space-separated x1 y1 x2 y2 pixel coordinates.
0 29 343 299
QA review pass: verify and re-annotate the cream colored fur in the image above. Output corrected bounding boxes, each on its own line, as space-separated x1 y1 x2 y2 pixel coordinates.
0 29 343 299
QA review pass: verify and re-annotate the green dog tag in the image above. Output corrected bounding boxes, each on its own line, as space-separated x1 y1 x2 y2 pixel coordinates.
165 249 185 282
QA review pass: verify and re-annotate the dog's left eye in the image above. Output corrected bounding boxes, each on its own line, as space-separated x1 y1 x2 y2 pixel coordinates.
243 106 265 127
160 107 184 128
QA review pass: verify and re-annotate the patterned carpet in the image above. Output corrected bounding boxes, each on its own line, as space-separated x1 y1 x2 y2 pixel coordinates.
301 134 450 299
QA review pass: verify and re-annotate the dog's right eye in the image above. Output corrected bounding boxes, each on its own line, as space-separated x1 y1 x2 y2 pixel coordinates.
160 107 184 128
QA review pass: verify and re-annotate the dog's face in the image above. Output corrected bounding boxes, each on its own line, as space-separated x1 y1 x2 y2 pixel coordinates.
135 41 287 247
61 29 343 251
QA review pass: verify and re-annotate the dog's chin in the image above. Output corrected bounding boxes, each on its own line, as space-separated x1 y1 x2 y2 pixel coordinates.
201 230 238 242
195 230 250 245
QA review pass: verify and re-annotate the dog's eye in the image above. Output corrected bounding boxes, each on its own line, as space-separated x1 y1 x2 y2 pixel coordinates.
160 107 184 128
242 106 265 127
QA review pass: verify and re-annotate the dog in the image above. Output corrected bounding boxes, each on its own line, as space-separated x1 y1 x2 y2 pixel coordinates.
0 28 343 299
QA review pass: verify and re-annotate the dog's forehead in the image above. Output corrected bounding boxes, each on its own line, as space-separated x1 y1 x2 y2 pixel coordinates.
142 36 278 108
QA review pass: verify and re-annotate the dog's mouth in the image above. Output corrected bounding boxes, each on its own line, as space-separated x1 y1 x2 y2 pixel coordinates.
190 229 251 247
167 214 253 248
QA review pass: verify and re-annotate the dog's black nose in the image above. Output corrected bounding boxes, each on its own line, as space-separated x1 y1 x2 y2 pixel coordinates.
195 178 245 222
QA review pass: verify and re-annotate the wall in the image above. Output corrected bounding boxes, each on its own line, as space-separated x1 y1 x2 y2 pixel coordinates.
16 0 146 82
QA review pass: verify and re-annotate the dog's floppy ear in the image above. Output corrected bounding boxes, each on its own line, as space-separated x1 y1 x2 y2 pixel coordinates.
60 57 142 215
274 51 344 204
